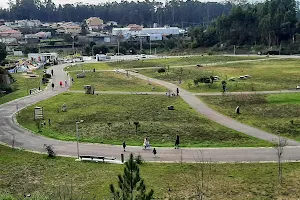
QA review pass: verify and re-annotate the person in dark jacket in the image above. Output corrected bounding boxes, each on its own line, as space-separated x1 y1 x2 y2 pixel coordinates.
153 148 157 157
122 142 126 152
175 135 180 149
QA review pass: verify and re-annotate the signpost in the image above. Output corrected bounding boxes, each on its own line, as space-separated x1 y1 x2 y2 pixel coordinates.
34 107 43 120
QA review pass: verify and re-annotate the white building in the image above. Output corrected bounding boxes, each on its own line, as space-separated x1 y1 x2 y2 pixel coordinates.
28 53 58 63
112 26 181 40
106 21 118 26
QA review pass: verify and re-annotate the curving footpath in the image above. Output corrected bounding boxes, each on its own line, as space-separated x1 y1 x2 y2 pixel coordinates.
1 61 300 163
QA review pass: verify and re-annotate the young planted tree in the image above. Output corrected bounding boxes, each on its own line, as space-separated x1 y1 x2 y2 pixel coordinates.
110 154 154 200
273 136 287 184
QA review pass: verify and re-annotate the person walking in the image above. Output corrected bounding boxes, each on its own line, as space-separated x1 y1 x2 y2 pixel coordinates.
176 88 179 96
59 81 63 87
122 141 126 152
175 135 180 149
51 69 53 76
65 80 68 87
153 148 157 157
51 83 54 90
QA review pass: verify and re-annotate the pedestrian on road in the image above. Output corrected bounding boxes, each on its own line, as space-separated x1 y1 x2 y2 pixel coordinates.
176 88 179 96
175 135 180 149
122 141 126 152
51 83 54 90
153 148 157 157
236 106 240 114
59 81 63 87
65 80 68 86
51 69 53 76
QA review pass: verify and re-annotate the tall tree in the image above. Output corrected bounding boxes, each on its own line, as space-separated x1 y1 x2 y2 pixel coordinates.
110 154 154 200
0 43 7 63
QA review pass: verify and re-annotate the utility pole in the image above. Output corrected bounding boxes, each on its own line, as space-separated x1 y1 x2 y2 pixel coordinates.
140 37 143 53
149 37 152 55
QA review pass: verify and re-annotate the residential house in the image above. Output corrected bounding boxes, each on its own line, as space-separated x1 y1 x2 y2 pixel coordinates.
86 17 104 30
56 22 81 35
24 34 40 44
112 25 181 41
78 33 117 45
0 29 22 39
106 21 118 26
16 20 41 28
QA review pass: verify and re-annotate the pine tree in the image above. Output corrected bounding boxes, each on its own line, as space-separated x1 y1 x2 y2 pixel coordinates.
110 154 154 200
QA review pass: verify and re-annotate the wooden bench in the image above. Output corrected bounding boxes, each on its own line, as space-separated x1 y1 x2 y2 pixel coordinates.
79 155 116 162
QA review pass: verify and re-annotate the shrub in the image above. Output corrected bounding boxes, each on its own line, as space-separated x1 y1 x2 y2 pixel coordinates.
43 73 51 79
42 78 49 84
208 51 215 55
44 144 56 158
135 154 144 164
157 68 166 73
0 84 13 94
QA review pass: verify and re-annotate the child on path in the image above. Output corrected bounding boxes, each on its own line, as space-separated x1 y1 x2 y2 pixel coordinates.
59 81 63 87
65 80 68 86
153 148 157 157
122 142 126 152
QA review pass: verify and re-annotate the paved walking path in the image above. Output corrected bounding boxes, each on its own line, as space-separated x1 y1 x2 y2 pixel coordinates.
1 59 300 163
124 70 300 146
69 90 166 95
69 89 300 96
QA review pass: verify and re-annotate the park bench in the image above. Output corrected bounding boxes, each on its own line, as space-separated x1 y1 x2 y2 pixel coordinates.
79 155 116 162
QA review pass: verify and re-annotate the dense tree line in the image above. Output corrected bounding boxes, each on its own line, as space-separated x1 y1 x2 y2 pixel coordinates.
0 0 232 27
189 0 300 48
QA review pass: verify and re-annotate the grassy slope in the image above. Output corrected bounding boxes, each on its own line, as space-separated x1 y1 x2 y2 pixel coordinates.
200 93 300 141
139 59 300 92
0 72 45 105
1 145 300 199
66 56 261 71
17 93 270 147
65 63 112 71
69 71 166 92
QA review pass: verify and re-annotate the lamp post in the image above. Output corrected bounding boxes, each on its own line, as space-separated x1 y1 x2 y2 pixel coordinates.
72 35 75 55
76 120 84 159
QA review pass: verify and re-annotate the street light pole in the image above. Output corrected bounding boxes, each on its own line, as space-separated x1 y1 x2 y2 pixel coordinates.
150 38 152 55
76 120 84 159
76 121 79 159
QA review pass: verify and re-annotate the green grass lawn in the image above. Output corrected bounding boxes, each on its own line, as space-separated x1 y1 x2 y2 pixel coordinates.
65 63 113 71
139 59 300 93
66 56 261 72
2 145 300 199
200 93 300 142
69 71 166 92
0 72 46 105
17 93 270 147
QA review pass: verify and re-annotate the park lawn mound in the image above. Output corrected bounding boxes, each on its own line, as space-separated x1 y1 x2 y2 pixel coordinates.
139 58 300 93
65 63 112 71
2 145 300 199
200 93 300 142
69 71 166 92
17 93 270 147
106 55 262 69
0 72 45 105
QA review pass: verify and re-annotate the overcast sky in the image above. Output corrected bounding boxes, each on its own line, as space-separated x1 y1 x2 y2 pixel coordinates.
0 0 236 8
0 0 261 9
